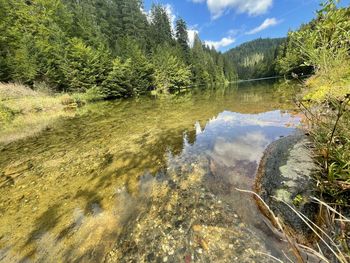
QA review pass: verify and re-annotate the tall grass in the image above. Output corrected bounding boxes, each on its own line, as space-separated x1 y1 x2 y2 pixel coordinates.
294 82 350 262
274 9 350 255
0 82 104 144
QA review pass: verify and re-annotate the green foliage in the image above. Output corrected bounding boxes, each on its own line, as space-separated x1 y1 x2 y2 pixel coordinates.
276 1 350 78
225 38 285 80
190 34 233 85
149 4 173 46
72 87 106 104
0 0 237 97
1 0 70 84
175 18 190 59
6 34 39 83
190 35 211 85
61 38 111 92
102 58 133 98
152 45 192 92
118 38 155 95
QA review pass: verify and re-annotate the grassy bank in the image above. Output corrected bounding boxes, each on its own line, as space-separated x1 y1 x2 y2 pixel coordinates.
302 67 350 203
0 83 102 145
295 69 350 261
274 2 350 260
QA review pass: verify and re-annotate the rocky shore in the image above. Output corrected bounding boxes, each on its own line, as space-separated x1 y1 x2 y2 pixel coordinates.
255 134 319 244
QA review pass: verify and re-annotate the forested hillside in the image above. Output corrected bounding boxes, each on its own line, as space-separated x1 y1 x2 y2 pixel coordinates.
224 38 285 80
0 0 237 98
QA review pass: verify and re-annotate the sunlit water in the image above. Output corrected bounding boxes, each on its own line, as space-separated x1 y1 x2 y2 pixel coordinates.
0 81 302 262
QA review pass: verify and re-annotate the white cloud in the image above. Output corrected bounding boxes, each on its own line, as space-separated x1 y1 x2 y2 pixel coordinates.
143 4 177 32
164 4 177 32
205 37 235 50
192 0 273 19
246 18 280 35
188 29 199 47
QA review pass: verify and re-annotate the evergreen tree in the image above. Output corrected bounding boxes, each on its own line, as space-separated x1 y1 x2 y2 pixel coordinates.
191 35 211 84
117 37 154 95
153 44 192 92
61 38 110 92
0 0 237 95
175 18 189 56
150 4 173 46
102 58 133 98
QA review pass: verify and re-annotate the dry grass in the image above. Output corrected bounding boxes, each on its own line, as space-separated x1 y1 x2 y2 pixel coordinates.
238 188 350 263
0 82 41 99
0 83 75 144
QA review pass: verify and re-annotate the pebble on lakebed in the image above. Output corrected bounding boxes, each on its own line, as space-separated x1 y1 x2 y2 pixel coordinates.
105 160 275 263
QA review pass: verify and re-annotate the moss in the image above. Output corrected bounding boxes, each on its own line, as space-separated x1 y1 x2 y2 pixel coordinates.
304 60 350 102
292 194 304 207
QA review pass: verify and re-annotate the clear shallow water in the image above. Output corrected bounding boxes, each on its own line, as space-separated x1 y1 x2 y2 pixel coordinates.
0 81 301 262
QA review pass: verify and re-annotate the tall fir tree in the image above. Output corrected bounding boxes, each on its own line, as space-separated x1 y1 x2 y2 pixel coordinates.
175 19 189 54
0 0 237 94
150 4 173 46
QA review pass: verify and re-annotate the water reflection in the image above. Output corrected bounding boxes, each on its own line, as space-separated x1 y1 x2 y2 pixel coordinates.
0 81 301 262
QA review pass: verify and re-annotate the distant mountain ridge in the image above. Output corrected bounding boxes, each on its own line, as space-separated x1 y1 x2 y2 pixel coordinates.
224 38 286 80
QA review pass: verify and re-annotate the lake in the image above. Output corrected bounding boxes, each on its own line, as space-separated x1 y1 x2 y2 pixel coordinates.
0 80 302 262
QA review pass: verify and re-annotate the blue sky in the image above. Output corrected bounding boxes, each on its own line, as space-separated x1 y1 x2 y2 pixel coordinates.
143 0 350 52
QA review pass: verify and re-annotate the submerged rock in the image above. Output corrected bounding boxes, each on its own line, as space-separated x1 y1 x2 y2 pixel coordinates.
256 134 319 243
1 160 32 187
3 160 32 176
105 161 276 263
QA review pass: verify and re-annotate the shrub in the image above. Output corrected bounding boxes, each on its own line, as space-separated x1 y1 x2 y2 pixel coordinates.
101 58 133 98
60 38 111 92
152 44 192 93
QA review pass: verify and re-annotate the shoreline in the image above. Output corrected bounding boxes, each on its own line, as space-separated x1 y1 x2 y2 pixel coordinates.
0 83 101 145
254 134 319 243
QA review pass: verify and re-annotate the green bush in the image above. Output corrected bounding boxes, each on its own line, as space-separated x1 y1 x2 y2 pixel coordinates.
61 38 111 92
102 58 133 98
152 45 192 92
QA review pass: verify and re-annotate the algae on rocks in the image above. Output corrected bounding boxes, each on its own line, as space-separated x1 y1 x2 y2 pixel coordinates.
256 134 319 243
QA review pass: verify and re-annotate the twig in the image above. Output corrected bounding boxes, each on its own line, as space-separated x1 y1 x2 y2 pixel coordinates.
277 199 347 263
311 197 350 222
235 188 305 263
257 252 284 263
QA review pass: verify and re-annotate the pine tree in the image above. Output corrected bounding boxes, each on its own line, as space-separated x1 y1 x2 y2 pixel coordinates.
0 0 237 94
102 58 133 98
150 4 173 46
61 38 111 92
191 34 210 84
175 18 189 55
153 44 192 92
117 37 154 95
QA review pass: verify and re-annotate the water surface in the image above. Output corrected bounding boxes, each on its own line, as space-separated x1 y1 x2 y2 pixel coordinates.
0 81 301 262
